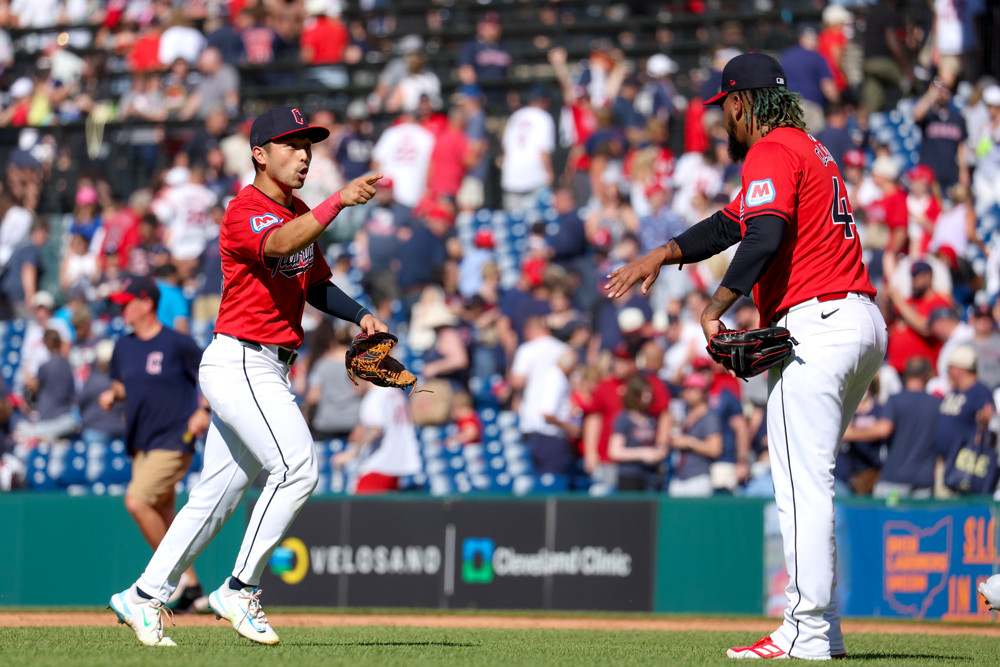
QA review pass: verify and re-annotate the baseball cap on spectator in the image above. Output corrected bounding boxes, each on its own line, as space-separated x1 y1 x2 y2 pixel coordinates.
456 84 483 99
906 164 936 183
522 256 546 287
972 303 993 318
397 35 423 55
705 52 787 105
910 260 933 276
164 166 190 186
647 54 678 78
871 156 900 180
345 100 369 120
612 342 634 360
928 307 958 326
692 356 714 371
682 372 709 391
250 107 330 149
110 276 161 307
822 4 853 26
843 149 865 169
983 85 1000 107
947 345 977 371
10 77 33 99
473 228 494 249
528 84 551 102
75 186 98 207
305 0 339 17
32 291 55 310
617 307 646 335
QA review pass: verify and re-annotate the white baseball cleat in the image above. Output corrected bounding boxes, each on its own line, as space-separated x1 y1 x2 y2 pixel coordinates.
208 582 280 645
980 574 1000 611
727 636 788 659
108 588 177 647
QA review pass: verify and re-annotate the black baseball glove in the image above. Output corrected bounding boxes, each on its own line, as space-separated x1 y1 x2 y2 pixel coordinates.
706 327 798 379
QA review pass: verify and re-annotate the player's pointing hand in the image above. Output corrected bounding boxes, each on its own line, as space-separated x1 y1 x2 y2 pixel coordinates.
340 173 383 207
604 246 668 298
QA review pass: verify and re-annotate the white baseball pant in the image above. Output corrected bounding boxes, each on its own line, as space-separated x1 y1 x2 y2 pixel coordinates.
767 292 887 659
136 334 318 601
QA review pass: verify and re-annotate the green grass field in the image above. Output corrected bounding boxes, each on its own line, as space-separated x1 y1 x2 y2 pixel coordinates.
2 624 998 666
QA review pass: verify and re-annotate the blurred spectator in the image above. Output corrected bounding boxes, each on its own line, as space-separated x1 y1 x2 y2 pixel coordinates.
446 390 483 446
549 47 598 199
585 175 640 248
20 291 71 382
305 324 361 441
510 314 569 399
582 344 671 482
77 338 125 448
971 302 1000 390
861 0 914 113
180 47 240 120
780 27 837 132
369 34 423 113
457 11 511 104
354 177 400 280
865 156 907 279
0 216 48 320
419 301 470 394
333 383 422 494
335 101 374 184
95 195 143 277
520 348 579 476
501 85 555 216
929 306 974 388
386 53 441 114
905 164 942 257
815 103 854 171
0 189 33 267
236 7 277 68
119 73 167 189
637 183 685 257
70 185 102 243
458 228 495 300
371 111 434 209
817 5 853 101
930 0 986 84
845 357 939 499
18 329 77 444
886 261 954 374
300 0 349 65
161 57 197 118
158 10 206 67
151 166 217 280
454 85 488 211
970 84 1000 217
928 183 983 261
608 372 668 491
153 262 191 334
693 358 751 493
934 345 994 496
668 371 722 497
59 232 99 296
396 210 454 307
205 11 245 67
127 19 165 73
428 106 473 200
913 76 969 192
127 214 169 277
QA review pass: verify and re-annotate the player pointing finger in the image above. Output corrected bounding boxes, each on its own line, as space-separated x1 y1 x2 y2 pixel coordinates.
341 172 383 207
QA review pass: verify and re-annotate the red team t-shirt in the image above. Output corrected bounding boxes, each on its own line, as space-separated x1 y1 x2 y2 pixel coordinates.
214 185 332 349
721 127 875 325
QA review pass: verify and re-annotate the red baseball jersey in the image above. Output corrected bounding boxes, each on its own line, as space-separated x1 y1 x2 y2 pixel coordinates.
214 185 332 349
722 127 875 325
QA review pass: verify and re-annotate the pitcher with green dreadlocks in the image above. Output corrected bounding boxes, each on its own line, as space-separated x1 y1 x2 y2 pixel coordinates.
606 52 885 660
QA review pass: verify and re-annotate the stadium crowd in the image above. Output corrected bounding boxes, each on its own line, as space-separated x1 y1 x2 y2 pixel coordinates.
0 0 998 499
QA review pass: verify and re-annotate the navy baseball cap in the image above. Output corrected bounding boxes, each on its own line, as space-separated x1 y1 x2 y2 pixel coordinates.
249 106 330 149
110 276 160 307
705 52 787 106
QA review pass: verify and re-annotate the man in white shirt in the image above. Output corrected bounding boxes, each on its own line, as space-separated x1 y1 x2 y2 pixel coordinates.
501 86 555 215
371 113 435 209
520 349 579 475
151 166 218 281
333 384 422 493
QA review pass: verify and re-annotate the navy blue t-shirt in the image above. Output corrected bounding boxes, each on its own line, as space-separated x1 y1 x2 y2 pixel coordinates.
880 390 942 487
335 131 373 182
36 356 75 420
613 410 659 479
548 209 587 262
710 389 743 463
834 402 883 484
499 288 550 343
78 368 126 436
397 223 449 292
815 126 854 174
934 382 993 459
779 45 832 106
675 411 720 480
110 327 202 454
0 241 41 304
918 104 967 190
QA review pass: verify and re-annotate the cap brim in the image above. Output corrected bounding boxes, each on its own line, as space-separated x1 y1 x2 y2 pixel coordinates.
109 291 136 305
265 125 331 145
705 90 728 106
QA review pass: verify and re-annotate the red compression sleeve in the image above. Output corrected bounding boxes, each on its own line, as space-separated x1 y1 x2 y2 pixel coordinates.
312 191 344 227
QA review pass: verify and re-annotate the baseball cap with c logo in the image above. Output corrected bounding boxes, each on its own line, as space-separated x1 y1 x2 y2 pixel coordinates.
249 107 331 148
705 52 787 106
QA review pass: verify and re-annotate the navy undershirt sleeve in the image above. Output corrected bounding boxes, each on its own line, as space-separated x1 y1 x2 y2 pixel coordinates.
306 281 371 325
719 214 786 296
672 210 743 263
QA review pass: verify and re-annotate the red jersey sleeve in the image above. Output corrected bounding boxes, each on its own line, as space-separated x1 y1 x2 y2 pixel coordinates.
740 141 798 222
224 195 287 264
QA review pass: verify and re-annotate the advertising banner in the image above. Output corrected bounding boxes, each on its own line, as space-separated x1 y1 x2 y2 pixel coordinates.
764 502 998 620
259 497 655 610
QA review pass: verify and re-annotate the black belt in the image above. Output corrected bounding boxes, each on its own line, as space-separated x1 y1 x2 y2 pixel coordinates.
216 334 298 366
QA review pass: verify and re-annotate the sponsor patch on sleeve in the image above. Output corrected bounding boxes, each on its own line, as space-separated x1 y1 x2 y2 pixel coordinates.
745 179 776 207
250 213 283 233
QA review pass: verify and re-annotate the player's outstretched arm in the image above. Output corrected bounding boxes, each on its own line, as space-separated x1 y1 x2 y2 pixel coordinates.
604 240 680 298
264 173 382 258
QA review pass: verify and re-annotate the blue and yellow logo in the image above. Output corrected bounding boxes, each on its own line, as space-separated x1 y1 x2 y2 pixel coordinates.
461 537 494 584
268 537 309 584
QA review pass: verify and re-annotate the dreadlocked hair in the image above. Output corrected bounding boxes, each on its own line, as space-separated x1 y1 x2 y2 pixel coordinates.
736 87 807 135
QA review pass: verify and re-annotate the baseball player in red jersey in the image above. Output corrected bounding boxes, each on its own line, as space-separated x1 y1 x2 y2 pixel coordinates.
607 53 887 660
110 106 387 647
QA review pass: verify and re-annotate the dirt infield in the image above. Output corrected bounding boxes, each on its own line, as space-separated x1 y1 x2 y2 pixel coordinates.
0 612 995 636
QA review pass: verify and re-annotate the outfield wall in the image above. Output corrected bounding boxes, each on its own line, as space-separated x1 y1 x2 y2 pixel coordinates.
0 495 996 620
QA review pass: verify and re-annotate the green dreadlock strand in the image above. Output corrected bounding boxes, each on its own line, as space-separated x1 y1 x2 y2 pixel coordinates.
738 87 807 135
